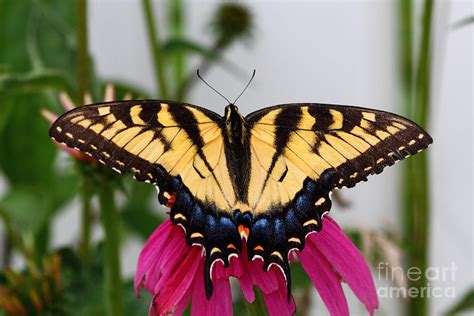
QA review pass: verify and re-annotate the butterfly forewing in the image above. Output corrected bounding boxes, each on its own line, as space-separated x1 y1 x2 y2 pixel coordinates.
50 100 236 211
245 103 432 213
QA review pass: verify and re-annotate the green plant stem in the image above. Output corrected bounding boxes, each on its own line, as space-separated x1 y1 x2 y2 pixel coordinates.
168 0 186 94
75 0 95 268
400 1 433 315
415 0 434 128
76 0 90 100
98 183 123 316
1 231 10 268
400 0 414 116
405 153 430 316
142 0 170 99
78 174 92 263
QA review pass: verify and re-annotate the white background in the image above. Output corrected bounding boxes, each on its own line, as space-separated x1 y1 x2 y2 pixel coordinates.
45 1 473 315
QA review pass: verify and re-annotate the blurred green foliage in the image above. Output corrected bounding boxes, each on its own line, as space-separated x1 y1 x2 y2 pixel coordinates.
0 0 254 315
0 0 79 263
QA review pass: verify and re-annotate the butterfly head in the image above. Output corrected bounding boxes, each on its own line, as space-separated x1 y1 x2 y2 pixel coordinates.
225 104 244 123
225 104 245 142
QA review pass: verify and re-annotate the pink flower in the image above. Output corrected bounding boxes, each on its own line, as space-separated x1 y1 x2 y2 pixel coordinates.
135 216 378 315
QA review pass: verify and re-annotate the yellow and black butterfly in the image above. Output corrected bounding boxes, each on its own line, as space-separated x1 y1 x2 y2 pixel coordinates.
49 96 432 298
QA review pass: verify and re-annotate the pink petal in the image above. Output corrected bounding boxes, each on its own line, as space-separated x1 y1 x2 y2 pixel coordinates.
248 258 279 295
40 109 58 124
191 260 233 316
59 91 75 111
233 243 255 302
152 246 202 315
223 255 244 279
239 274 255 303
237 260 255 304
104 83 115 102
213 259 229 280
310 217 379 314
235 242 285 303
83 92 93 104
173 281 194 316
134 220 175 295
123 92 132 100
262 265 296 316
298 242 349 315
151 229 190 294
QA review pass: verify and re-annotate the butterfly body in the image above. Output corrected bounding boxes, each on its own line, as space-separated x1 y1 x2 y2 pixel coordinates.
49 100 432 299
223 104 250 201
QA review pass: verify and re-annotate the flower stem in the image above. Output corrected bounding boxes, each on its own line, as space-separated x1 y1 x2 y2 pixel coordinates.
76 0 90 100
400 0 433 315
399 0 413 116
142 0 170 99
168 0 186 94
78 174 92 263
98 183 123 316
414 0 434 129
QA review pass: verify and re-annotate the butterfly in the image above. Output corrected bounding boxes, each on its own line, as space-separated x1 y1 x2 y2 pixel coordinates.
49 99 432 298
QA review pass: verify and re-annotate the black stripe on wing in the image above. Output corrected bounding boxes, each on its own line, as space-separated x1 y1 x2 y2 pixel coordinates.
259 106 303 195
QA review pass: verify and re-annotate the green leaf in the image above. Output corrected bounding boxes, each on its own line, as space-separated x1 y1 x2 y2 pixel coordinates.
162 38 220 60
0 0 79 97
122 207 163 241
123 280 152 316
0 70 74 98
0 0 83 187
445 287 474 315
47 170 80 212
0 94 56 186
0 95 14 137
32 0 78 79
1 186 52 234
1 171 78 235
0 1 32 72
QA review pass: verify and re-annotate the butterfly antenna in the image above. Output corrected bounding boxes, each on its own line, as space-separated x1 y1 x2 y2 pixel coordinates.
233 69 256 105
197 69 231 104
